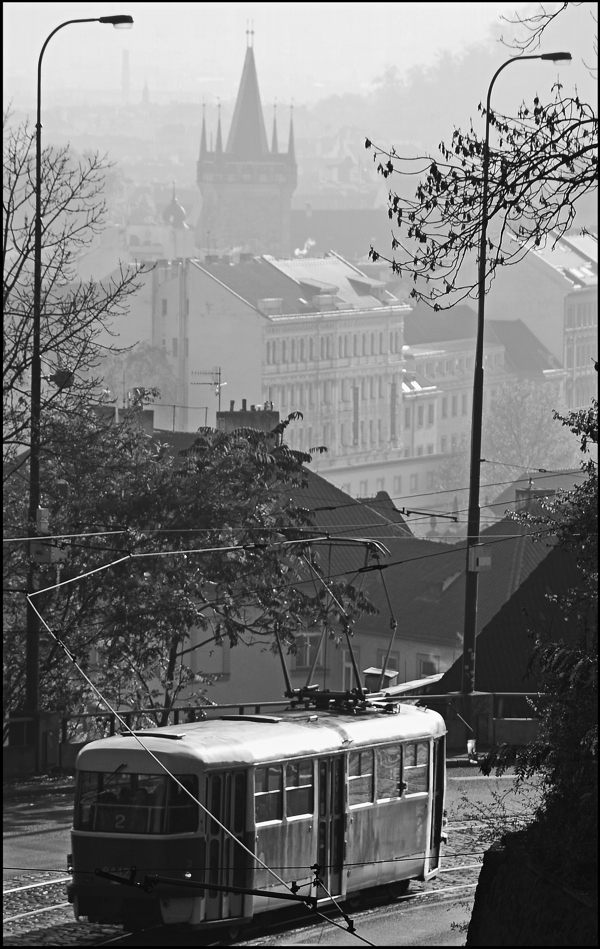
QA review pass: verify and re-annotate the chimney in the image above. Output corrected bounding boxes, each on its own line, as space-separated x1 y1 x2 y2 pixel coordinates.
242 399 247 411
230 400 235 411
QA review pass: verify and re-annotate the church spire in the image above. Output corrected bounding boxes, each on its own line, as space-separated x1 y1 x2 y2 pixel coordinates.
199 102 207 159
225 37 269 158
215 99 223 157
271 102 278 154
287 103 295 163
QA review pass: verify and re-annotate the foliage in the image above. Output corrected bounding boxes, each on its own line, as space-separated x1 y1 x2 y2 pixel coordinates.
96 342 178 409
365 4 597 308
2 111 142 474
3 410 376 723
480 395 598 890
433 380 581 510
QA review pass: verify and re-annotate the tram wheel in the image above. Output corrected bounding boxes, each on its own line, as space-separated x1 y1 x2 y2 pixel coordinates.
225 923 241 942
387 879 410 899
345 892 364 910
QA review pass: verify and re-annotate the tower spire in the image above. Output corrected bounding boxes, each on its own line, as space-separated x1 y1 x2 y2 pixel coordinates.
287 101 295 163
225 36 269 158
199 101 207 158
271 101 278 154
215 99 223 157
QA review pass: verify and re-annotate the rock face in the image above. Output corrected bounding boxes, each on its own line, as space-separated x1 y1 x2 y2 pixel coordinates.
466 832 598 947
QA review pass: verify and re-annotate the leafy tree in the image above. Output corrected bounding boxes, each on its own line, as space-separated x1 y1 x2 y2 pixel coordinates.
2 111 142 474
481 394 598 891
366 3 597 308
3 410 375 724
434 380 582 511
96 342 178 409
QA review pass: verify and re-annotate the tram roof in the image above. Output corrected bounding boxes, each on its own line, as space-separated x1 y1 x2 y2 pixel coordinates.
76 705 446 774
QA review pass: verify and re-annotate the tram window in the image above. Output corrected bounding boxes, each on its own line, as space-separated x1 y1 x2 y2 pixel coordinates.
348 749 374 806
285 759 314 817
404 742 429 795
376 746 402 801
255 765 283 823
75 771 198 834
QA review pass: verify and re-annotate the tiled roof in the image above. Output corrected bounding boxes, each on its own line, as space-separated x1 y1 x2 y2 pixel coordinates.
357 492 413 536
264 254 403 311
491 469 588 514
486 319 561 374
191 257 313 316
513 230 598 289
432 546 586 693
352 516 555 646
404 303 489 345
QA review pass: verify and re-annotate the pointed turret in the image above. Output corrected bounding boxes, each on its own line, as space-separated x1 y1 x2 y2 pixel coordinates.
199 102 207 159
271 103 278 155
226 45 269 158
215 101 223 158
287 104 295 164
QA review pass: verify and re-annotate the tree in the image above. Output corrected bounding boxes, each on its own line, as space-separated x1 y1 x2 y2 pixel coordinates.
481 394 598 891
3 411 375 724
96 342 178 409
366 3 597 308
434 380 582 511
2 112 142 474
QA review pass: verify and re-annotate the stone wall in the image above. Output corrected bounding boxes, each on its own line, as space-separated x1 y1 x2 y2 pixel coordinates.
466 832 597 947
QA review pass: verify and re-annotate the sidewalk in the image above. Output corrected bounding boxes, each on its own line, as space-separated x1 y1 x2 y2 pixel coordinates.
3 771 75 801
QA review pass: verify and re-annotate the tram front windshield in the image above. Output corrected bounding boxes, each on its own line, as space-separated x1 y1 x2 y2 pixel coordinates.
75 771 199 834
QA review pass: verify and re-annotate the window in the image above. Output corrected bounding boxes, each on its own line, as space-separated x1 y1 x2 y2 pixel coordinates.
75 772 199 835
359 480 368 496
404 407 411 428
410 473 418 492
255 765 283 823
310 339 315 361
291 340 296 362
425 362 433 376
403 742 429 795
441 436 447 453
285 760 313 817
417 405 424 427
371 332 375 355
338 337 343 358
377 477 385 492
161 299 167 316
461 393 468 415
293 632 324 669
300 339 305 361
428 404 434 425
441 398 448 419
426 444 434 455
184 338 189 357
349 750 374 806
376 746 402 800
417 653 440 677
353 335 359 356
426 471 435 488
362 334 367 356
370 377 376 399
172 337 178 357
393 475 402 494
417 445 423 456
451 395 458 417
451 434 457 451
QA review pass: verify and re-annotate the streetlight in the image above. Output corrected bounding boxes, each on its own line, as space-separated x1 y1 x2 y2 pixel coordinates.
461 51 571 751
25 14 134 756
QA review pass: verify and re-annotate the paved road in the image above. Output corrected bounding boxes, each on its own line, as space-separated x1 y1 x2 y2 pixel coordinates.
252 895 473 946
3 790 74 881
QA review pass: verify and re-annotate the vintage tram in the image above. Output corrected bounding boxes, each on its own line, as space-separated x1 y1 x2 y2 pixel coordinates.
67 701 446 932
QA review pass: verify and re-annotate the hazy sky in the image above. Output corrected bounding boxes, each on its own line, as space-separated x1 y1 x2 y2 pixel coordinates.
4 1 555 105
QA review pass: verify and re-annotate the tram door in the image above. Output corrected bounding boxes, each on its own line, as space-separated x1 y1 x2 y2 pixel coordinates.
206 770 247 921
316 756 344 898
426 736 446 874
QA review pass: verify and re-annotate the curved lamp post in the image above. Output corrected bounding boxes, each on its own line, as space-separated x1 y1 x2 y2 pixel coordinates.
25 15 134 733
461 52 571 751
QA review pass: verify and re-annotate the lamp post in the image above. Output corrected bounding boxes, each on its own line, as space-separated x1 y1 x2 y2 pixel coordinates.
461 52 571 751
25 15 133 746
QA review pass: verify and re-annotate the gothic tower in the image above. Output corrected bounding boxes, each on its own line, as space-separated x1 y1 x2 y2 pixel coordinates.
196 36 297 255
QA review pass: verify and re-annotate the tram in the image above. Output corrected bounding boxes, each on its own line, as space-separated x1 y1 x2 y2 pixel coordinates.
67 701 446 932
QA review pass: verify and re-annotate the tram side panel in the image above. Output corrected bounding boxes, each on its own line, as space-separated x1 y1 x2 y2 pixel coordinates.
252 758 316 913
345 740 432 895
